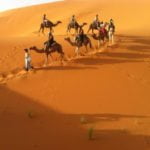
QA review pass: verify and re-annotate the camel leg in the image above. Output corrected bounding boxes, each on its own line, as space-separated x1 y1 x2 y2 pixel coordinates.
38 27 41 36
69 28 71 34
49 53 54 65
98 40 101 49
74 27 78 35
39 27 41 33
85 45 88 53
59 53 65 65
50 28 52 33
92 29 94 34
50 27 54 33
66 25 70 34
75 47 79 57
44 53 48 66
102 39 105 46
42 27 45 35
63 54 69 61
76 28 78 34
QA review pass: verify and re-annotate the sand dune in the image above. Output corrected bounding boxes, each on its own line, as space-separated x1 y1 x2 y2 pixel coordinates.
0 0 150 150
0 0 150 36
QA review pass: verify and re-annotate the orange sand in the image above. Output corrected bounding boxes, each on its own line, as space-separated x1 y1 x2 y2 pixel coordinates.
0 0 150 150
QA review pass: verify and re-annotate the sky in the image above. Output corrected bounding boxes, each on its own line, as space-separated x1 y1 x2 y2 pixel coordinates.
0 0 63 12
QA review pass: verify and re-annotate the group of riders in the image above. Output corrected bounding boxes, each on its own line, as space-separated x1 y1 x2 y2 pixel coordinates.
42 14 115 51
24 14 115 71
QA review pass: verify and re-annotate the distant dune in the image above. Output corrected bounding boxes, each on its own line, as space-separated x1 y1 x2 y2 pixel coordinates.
0 0 150 37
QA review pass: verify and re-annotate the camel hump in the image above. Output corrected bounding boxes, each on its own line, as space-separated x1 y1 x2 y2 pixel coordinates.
70 21 78 26
45 20 53 26
51 41 57 46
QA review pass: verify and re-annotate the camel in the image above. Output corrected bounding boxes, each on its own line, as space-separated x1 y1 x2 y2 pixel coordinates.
30 41 66 65
39 20 62 34
67 22 87 34
87 21 101 33
90 31 108 49
64 35 92 57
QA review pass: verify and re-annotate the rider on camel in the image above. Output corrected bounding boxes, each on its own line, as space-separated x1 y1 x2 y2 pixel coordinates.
43 14 49 26
70 15 76 27
99 22 107 35
93 14 100 27
75 27 85 46
44 32 55 51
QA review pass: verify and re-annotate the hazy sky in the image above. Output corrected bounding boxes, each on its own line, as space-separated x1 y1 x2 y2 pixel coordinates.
0 0 63 12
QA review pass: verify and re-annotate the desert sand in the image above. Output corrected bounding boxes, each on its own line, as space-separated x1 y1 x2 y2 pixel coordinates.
0 0 150 150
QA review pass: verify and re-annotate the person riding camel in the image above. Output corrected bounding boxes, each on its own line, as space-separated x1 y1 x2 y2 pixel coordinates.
75 27 85 46
100 21 104 27
93 14 100 27
44 32 55 51
108 19 115 33
70 15 76 27
43 14 49 26
99 22 107 35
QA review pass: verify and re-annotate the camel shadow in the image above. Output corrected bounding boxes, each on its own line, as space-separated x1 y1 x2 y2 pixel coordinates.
72 55 142 66
127 45 150 53
118 35 150 53
35 65 97 71
101 52 150 59
134 38 150 46
118 35 150 44
0 85 150 150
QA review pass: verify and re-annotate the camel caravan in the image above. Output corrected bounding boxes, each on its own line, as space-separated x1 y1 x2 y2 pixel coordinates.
25 14 115 71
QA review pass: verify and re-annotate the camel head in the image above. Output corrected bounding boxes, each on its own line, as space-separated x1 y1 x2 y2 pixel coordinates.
24 48 29 52
30 46 37 50
82 22 87 26
64 37 71 41
90 33 96 37
79 22 87 28
64 37 76 46
57 21 62 24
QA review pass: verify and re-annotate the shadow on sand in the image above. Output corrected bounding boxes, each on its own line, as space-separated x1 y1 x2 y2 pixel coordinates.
72 56 142 66
0 85 150 150
35 65 97 71
117 35 150 53
34 51 149 70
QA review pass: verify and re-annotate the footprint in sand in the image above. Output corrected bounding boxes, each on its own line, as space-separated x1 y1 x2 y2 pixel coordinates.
0 69 28 84
6 73 15 80
16 70 28 77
